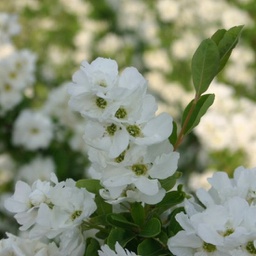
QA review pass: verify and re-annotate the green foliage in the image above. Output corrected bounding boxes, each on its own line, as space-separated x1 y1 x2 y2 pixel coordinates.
191 38 220 96
181 93 215 136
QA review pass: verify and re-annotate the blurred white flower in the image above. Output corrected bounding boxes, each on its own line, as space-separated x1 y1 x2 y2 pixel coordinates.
17 156 56 185
0 233 61 256
12 110 54 150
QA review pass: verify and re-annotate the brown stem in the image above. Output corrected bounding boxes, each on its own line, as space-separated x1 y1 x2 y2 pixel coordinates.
173 94 199 151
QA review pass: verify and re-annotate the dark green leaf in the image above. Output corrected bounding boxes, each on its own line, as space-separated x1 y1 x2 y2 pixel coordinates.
181 93 215 135
217 25 244 73
140 218 161 238
159 172 182 191
84 238 101 256
107 213 139 230
167 207 185 237
191 38 219 95
156 190 186 214
107 228 136 250
168 121 177 146
76 179 102 194
211 28 227 45
94 194 112 215
131 202 145 226
138 239 168 256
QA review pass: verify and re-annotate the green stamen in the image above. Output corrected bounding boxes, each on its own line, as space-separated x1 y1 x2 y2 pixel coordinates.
71 210 82 220
246 241 256 254
203 242 216 252
106 123 117 136
115 151 126 163
126 125 141 137
115 107 127 119
96 97 107 109
132 164 147 176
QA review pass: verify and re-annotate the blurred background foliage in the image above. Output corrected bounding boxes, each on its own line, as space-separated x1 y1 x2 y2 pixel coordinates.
1 0 256 197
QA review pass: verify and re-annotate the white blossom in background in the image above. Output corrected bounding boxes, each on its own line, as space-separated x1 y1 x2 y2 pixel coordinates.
0 233 61 256
0 13 20 44
0 154 15 186
12 109 54 150
16 156 56 185
98 242 138 256
194 82 256 167
0 50 36 114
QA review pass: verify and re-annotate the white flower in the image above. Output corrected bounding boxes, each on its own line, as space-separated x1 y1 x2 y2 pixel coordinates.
4 179 52 231
168 197 251 255
0 13 20 43
12 109 53 150
101 141 178 193
0 233 61 256
29 177 97 239
17 156 55 184
98 242 138 256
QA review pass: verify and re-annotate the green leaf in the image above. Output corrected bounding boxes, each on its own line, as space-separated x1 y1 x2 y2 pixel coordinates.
168 121 177 146
140 218 161 238
156 190 186 214
211 28 227 45
84 238 101 256
181 93 215 135
167 207 185 237
76 179 102 194
94 194 112 215
107 213 139 230
131 202 145 226
159 172 182 191
191 38 220 95
138 239 168 256
216 25 244 73
107 228 136 250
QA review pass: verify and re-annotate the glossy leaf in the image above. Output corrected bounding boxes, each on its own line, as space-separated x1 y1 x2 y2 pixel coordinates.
156 189 186 214
131 202 145 226
107 228 136 250
94 194 112 215
76 179 102 194
167 207 185 237
191 38 220 95
211 28 226 45
107 213 139 230
138 239 168 256
168 121 177 146
159 171 182 191
140 218 161 238
216 25 244 73
181 93 215 135
84 238 101 256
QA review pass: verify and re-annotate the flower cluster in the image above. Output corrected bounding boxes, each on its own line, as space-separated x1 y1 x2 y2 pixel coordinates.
68 57 179 204
4 173 97 255
168 166 256 255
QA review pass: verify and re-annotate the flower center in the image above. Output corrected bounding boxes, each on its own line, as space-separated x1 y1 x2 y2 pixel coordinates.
132 164 148 176
71 210 82 220
106 123 117 136
223 228 234 237
30 128 40 134
4 83 12 92
96 97 107 109
203 242 216 253
115 107 127 119
126 125 141 137
246 241 256 254
115 150 126 163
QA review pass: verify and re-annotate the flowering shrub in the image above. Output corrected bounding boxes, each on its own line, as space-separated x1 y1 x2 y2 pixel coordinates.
2 16 255 255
